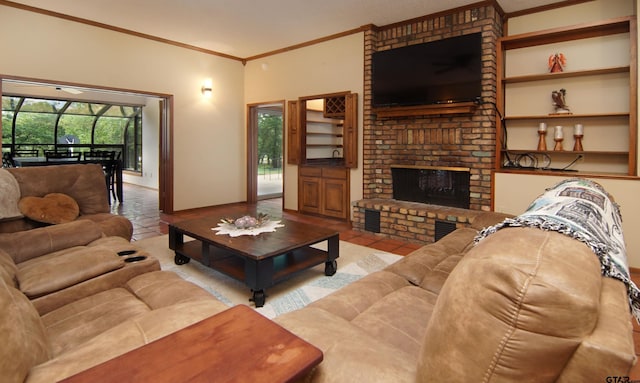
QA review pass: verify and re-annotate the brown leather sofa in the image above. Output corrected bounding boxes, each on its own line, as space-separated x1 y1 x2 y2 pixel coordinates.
275 212 637 381
0 164 232 382
1 266 229 383
0 164 132 240
0 220 160 315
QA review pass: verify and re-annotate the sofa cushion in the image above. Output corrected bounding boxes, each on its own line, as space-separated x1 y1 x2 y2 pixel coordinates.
307 270 412 321
0 278 51 383
0 168 23 221
351 285 438 357
26 300 230 383
19 193 80 224
418 253 463 295
126 270 221 309
385 244 451 286
42 287 151 356
276 307 417 382
17 246 125 298
8 164 109 216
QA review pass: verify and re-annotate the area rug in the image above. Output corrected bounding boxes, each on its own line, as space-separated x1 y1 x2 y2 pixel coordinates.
133 235 402 319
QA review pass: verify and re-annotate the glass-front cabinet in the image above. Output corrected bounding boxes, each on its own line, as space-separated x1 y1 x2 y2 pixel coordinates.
287 91 358 220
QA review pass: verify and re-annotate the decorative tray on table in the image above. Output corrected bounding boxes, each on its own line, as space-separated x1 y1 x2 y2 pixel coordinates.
211 213 284 237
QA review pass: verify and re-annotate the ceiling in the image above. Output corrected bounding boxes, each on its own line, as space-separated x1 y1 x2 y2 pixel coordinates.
9 0 569 59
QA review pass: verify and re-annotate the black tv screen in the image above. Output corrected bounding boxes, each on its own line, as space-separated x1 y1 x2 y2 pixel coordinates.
372 33 482 108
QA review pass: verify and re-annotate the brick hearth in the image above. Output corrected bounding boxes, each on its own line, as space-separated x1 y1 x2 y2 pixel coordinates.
352 199 484 244
354 4 504 243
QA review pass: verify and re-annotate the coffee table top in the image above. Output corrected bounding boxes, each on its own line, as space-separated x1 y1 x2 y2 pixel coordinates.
60 305 323 382
170 213 339 260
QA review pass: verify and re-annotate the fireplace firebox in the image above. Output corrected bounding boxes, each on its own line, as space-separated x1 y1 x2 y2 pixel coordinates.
391 166 470 209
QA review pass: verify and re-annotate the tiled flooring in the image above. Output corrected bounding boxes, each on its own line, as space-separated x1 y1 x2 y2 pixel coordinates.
110 183 421 256
113 183 640 377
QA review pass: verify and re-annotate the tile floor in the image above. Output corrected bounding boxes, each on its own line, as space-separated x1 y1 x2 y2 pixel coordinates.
113 183 640 378
111 183 421 256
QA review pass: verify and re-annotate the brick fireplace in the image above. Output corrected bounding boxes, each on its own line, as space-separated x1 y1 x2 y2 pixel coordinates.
391 165 470 209
352 4 503 244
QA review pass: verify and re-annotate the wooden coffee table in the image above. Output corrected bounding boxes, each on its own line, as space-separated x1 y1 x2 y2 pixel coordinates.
60 305 323 382
168 213 339 307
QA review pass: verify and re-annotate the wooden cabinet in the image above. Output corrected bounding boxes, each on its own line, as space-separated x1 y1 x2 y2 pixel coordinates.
495 16 637 176
298 166 349 220
287 92 358 168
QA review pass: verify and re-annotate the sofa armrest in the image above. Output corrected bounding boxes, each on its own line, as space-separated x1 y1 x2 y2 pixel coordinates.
469 211 514 230
0 220 103 264
417 228 634 381
17 247 124 299
78 213 133 241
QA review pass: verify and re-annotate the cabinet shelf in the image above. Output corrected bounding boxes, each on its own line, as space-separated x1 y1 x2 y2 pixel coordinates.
504 113 629 121
503 66 629 84
496 168 632 178
306 132 343 137
306 144 343 148
307 120 343 126
496 16 637 176
502 149 628 156
500 16 631 50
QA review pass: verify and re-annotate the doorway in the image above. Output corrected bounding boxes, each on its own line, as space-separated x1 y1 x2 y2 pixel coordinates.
247 101 284 204
0 76 173 213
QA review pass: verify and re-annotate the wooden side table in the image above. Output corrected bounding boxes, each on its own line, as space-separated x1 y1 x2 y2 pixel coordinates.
61 305 323 383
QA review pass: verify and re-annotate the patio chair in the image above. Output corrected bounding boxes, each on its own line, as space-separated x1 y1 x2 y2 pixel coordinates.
13 149 39 157
44 151 81 162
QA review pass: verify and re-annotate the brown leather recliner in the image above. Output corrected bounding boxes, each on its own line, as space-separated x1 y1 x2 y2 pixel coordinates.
1 164 132 240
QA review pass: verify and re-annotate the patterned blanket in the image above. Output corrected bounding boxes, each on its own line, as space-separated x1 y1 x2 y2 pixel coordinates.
475 178 640 322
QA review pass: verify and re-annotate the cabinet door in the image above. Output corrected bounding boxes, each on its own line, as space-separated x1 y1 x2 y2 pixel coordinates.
344 93 358 168
287 100 300 164
298 176 321 214
321 177 348 219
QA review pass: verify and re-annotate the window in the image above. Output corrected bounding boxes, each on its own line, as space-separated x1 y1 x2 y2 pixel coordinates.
1 95 143 172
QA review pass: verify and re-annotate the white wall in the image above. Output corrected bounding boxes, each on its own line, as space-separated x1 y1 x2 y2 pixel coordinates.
0 5 246 211
496 0 640 267
244 33 365 212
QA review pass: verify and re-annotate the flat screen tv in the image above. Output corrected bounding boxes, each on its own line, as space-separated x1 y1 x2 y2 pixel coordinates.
372 33 482 108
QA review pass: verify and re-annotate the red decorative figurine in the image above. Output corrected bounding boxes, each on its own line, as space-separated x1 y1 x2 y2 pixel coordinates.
548 53 566 73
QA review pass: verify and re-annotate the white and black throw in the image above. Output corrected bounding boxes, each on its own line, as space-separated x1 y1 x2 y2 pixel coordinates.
475 178 640 322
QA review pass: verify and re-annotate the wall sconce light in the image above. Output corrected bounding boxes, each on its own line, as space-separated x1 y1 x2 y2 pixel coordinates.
201 85 212 97
201 79 213 97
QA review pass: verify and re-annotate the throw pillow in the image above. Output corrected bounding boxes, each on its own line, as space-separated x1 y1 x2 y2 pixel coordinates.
18 193 80 224
0 169 23 221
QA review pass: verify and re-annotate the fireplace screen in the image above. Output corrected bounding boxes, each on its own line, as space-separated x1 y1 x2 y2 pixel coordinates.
391 167 470 209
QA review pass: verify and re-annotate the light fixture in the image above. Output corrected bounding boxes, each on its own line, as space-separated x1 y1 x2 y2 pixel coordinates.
201 79 212 97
